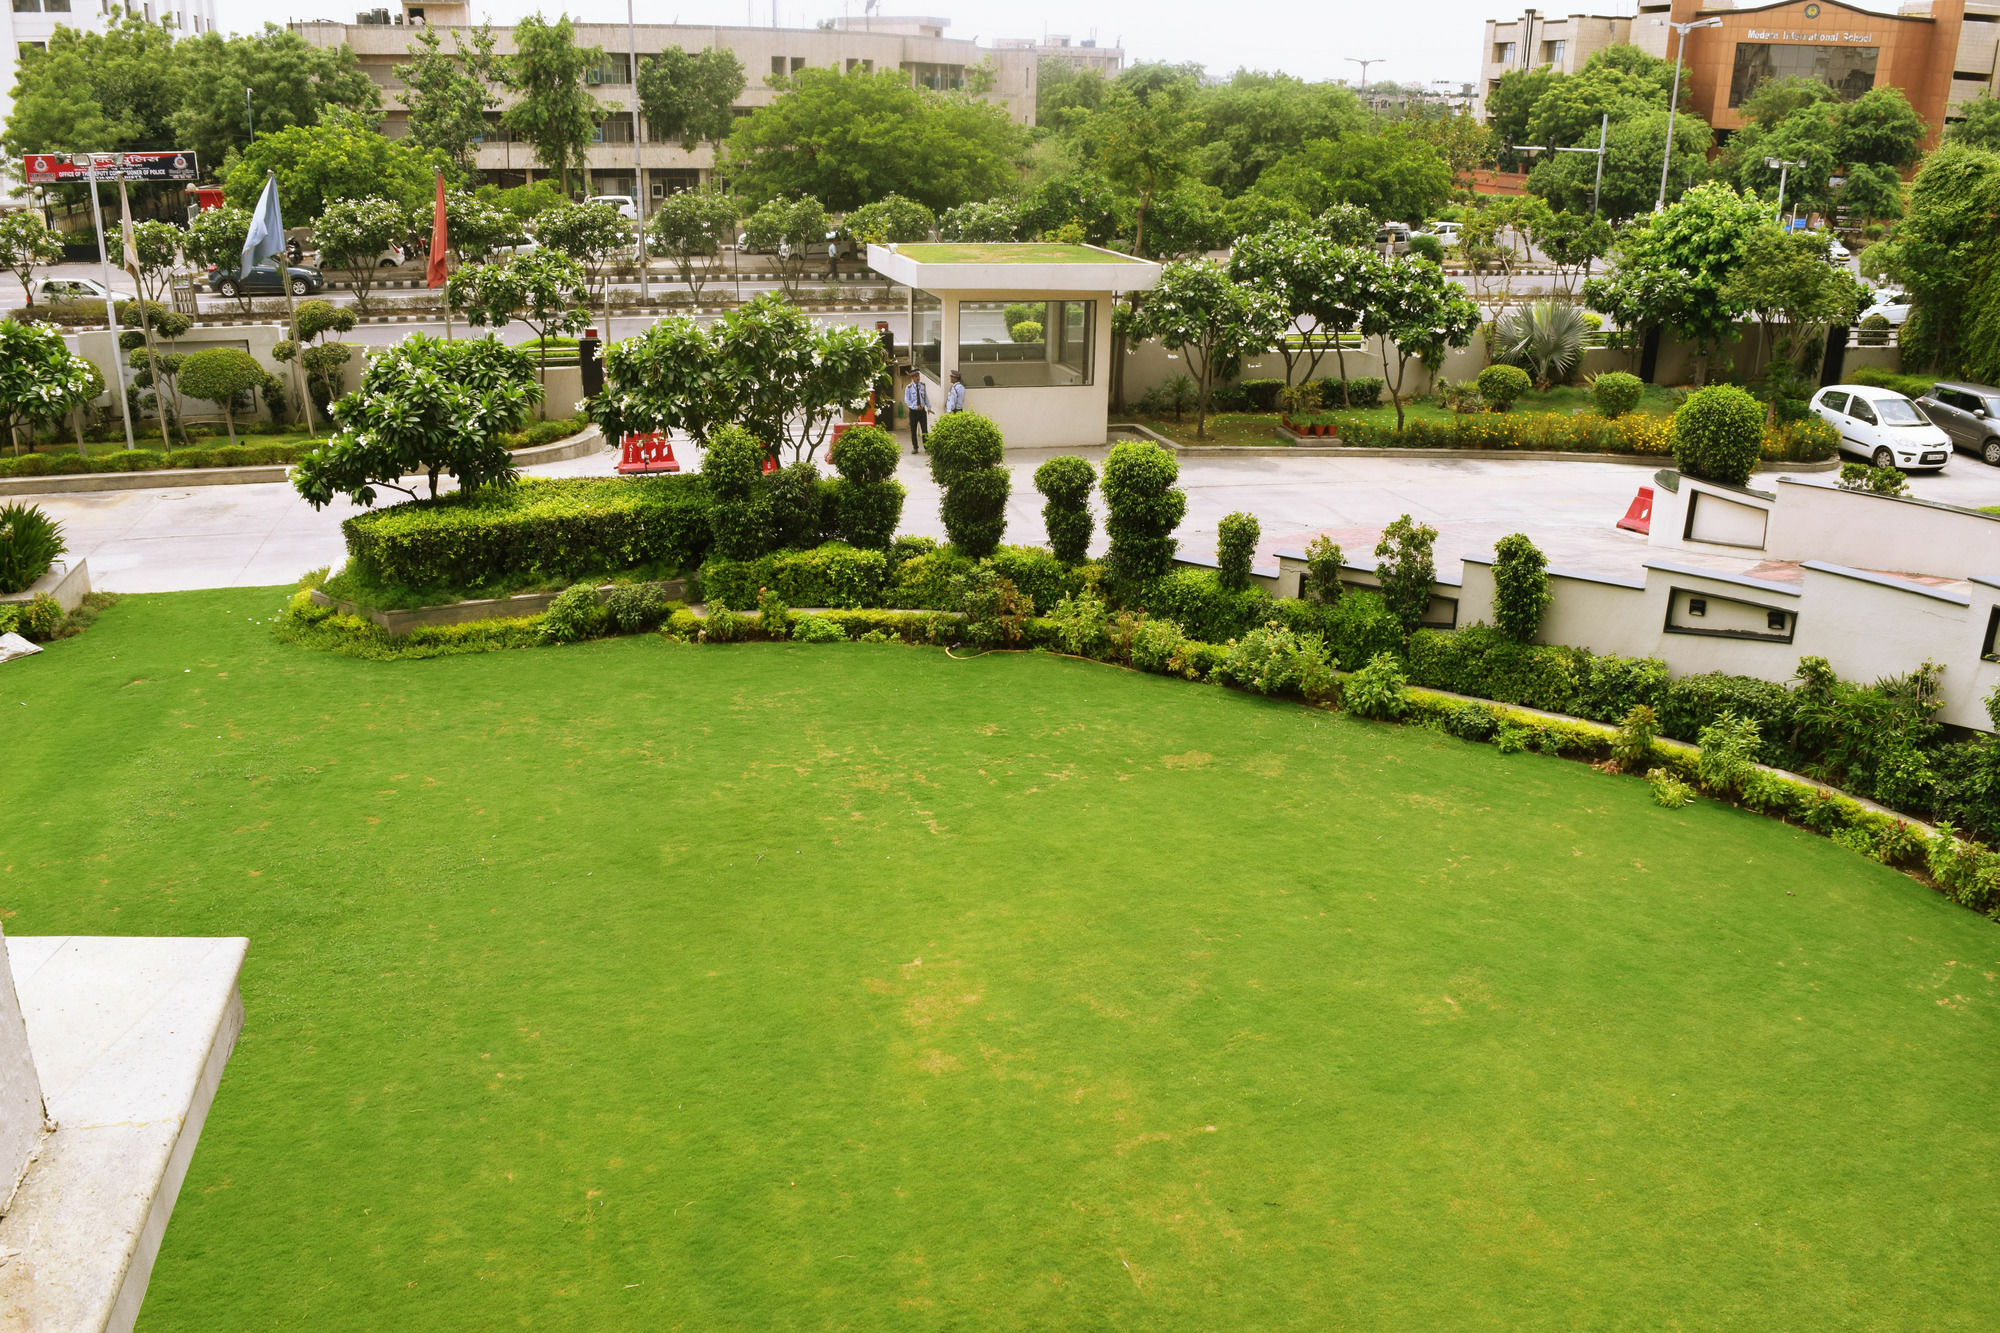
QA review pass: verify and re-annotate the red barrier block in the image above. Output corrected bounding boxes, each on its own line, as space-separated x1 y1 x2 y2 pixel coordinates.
1617 485 1654 535
616 431 680 474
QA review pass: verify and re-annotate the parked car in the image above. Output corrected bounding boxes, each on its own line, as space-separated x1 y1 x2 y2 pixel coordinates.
1809 384 1952 471
734 231 838 259
1375 222 1412 255
1917 380 2000 467
1858 289 1912 327
35 276 113 303
586 194 639 220
205 261 325 299
1422 221 1462 247
1826 236 1853 263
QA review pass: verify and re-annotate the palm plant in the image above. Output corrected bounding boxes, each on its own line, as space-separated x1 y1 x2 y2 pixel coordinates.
1496 301 1587 390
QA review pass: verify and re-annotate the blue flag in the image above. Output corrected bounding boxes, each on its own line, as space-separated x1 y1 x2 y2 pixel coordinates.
240 173 285 279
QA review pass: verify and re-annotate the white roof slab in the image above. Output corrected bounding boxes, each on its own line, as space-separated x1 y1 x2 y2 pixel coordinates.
867 241 1161 294
0 933 248 1333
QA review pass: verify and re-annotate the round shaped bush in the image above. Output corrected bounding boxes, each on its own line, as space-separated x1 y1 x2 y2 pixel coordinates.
701 424 765 500
1475 364 1531 412
1857 313 1891 347
1008 319 1043 344
925 410 1004 483
1101 440 1186 581
1591 371 1644 419
829 423 898 485
835 477 906 550
939 466 1011 559
1671 385 1765 486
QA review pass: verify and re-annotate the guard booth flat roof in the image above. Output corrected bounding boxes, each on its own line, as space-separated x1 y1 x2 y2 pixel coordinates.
867 242 1161 293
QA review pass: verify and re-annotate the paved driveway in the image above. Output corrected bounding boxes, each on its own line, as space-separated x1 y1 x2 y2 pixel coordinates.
16 443 2000 595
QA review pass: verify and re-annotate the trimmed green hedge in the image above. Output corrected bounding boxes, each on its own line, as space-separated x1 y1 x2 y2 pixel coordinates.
0 442 313 478
342 476 712 589
1328 412 1674 453
698 543 890 610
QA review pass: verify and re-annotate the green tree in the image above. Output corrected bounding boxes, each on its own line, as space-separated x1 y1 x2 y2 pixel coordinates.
1898 143 2000 381
125 220 184 305
1524 44 1681 150
446 252 591 403
412 190 519 268
1014 173 1121 246
841 194 936 245
1132 259 1289 439
1083 67 1203 256
171 25 380 171
184 205 253 308
1485 66 1560 150
1036 58 1106 135
1251 127 1454 227
1723 227 1869 377
1374 514 1438 634
1141 184 1230 260
1360 256 1481 431
500 13 605 197
292 334 542 507
1230 224 1385 388
1100 439 1185 580
1529 107 1714 219
272 298 357 415
1531 210 1614 297
715 292 882 462
536 200 631 335
312 195 408 312
1596 180 1770 383
1947 92 2000 151
647 191 737 303
177 348 267 443
636 45 745 150
722 67 1025 212
742 194 830 297
1187 70 1367 195
3 15 177 161
0 319 99 454
937 199 1020 242
224 107 442 220
394 22 498 177
590 316 733 447
1490 532 1551 643
0 212 65 307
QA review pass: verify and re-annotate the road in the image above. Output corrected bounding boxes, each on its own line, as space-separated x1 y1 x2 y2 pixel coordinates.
17 442 2000 597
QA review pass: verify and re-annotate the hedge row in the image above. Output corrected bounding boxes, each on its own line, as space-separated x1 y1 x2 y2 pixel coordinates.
342 476 713 589
0 442 313 477
697 541 1104 615
1315 412 1838 462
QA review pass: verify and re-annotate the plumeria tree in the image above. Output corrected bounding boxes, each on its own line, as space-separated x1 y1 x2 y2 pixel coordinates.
313 194 408 313
647 190 737 305
1132 258 1288 440
841 193 936 245
535 199 632 335
1361 257 1482 432
292 333 542 507
0 212 65 307
446 252 590 409
1229 223 1387 393
0 319 100 454
742 194 830 297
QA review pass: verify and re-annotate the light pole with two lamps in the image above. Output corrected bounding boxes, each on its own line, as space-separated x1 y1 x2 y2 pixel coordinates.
1655 15 1722 211
1765 157 1808 227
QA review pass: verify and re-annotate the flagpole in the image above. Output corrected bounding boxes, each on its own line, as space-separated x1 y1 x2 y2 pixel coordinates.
86 159 136 451
118 178 173 452
263 172 314 438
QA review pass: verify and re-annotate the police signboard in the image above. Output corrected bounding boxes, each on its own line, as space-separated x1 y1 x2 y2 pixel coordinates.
21 150 198 183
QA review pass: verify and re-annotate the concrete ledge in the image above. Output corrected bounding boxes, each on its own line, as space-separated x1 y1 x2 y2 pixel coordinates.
0 427 606 497
0 557 90 614
0 934 248 1333
311 574 685 635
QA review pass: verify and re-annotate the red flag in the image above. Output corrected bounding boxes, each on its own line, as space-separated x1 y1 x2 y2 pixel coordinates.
427 171 449 289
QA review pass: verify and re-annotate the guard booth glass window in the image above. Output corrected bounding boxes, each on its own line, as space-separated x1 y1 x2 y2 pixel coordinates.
912 288 943 382
955 300 1094 387
1730 43 1879 106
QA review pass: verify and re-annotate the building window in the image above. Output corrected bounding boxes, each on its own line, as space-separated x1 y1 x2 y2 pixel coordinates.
592 54 631 84
1493 41 1516 64
771 55 786 77
12 0 40 11
1730 43 1879 107
902 61 965 91
844 57 873 73
1983 606 2000 661
956 300 1095 387
912 288 943 382
599 113 635 144
46 0 70 11
1542 39 1566 66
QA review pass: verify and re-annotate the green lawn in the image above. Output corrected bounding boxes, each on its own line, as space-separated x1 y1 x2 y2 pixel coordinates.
8 590 2000 1330
896 242 1123 264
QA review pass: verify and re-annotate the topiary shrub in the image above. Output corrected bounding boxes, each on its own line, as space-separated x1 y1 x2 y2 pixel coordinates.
1490 532 1550 644
1008 319 1043 344
828 423 906 551
1374 514 1438 634
1856 312 1891 347
1216 511 1259 591
765 460 824 550
1345 651 1409 720
701 425 771 559
1101 440 1186 581
1671 384 1764 486
1591 371 1644 419
1033 455 1095 564
926 410 1009 559
0 502 65 594
1475 364 1531 412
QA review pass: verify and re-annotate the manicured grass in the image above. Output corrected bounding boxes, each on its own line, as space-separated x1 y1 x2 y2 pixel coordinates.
897 242 1126 264
8 590 2000 1330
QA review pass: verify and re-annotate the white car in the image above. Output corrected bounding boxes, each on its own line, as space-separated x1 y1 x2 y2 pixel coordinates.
1826 236 1853 262
35 276 112 303
1423 221 1462 246
1859 289 1912 326
1810 384 1953 471
586 194 639 220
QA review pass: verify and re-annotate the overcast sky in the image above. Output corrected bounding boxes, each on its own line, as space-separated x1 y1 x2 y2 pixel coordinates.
218 0 1917 88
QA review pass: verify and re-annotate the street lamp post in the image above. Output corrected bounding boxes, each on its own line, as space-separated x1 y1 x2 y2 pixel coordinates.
1346 57 1382 93
1551 112 1611 216
1655 16 1721 212
627 0 649 305
1766 156 1807 225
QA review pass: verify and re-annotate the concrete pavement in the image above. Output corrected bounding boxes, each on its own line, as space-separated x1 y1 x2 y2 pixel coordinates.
18 439 2000 596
